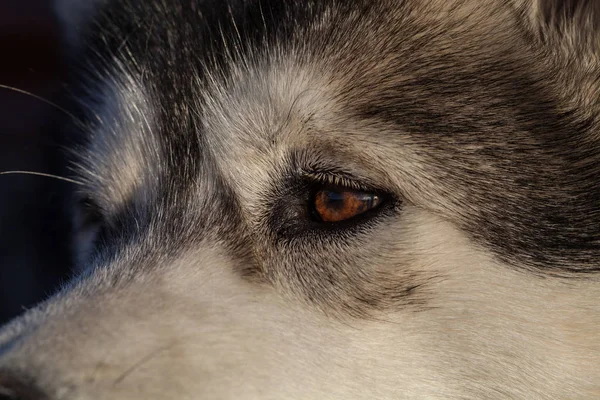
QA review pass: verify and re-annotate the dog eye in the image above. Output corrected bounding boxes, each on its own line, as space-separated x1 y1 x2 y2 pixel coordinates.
313 190 382 222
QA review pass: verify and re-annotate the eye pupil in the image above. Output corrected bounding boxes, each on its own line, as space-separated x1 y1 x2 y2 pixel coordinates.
321 191 347 210
314 190 381 222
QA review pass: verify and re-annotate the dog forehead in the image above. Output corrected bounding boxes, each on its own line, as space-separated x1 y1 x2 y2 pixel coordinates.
67 0 600 275
72 0 515 223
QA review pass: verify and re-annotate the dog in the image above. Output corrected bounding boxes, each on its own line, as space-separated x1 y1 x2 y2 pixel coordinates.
1 0 599 398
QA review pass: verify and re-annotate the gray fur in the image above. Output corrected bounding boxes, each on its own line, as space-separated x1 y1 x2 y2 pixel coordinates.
1 0 600 398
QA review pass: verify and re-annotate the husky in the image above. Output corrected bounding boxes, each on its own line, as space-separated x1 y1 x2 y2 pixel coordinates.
0 0 599 398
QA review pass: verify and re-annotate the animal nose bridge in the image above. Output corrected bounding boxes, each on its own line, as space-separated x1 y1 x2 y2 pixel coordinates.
0 324 54 400
0 241 235 398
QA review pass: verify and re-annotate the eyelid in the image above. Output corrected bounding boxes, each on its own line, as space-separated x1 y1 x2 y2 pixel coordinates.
299 169 384 193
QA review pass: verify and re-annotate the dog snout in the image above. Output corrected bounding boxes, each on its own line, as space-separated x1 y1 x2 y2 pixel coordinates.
0 371 47 400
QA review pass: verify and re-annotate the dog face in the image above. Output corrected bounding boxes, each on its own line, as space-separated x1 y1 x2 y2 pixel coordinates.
1 0 600 398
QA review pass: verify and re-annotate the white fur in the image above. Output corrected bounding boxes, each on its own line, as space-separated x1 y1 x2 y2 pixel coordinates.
1 1 599 399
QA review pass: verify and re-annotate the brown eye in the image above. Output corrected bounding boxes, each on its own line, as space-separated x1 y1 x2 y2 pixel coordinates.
313 190 382 222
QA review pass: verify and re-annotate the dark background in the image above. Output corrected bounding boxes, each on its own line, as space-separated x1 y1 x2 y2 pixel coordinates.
0 1 73 325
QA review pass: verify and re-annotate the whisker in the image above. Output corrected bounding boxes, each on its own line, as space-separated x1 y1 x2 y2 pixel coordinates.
0 171 83 185
0 84 83 126
113 343 178 386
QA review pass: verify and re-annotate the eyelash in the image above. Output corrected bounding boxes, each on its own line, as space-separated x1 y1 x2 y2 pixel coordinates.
300 170 378 193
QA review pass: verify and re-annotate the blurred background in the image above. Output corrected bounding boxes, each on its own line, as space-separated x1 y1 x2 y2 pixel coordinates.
0 1 73 325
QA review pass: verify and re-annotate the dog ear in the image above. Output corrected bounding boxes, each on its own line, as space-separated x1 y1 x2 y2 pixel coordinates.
515 0 600 58
53 0 105 48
